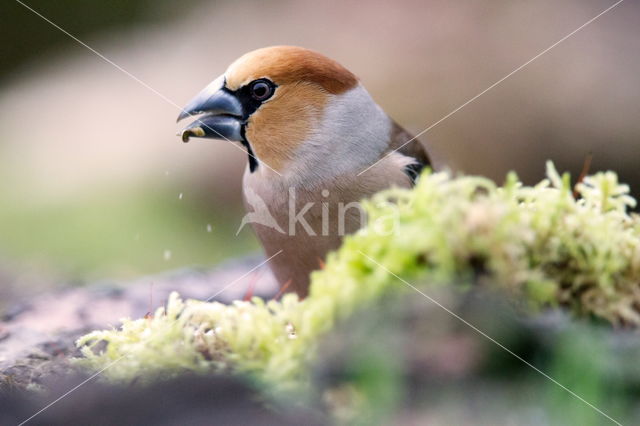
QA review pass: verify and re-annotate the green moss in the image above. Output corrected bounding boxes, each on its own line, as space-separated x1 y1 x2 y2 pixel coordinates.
77 162 640 392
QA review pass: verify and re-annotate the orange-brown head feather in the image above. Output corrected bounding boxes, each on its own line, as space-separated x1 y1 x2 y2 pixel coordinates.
224 46 359 172
245 82 327 171
225 46 358 94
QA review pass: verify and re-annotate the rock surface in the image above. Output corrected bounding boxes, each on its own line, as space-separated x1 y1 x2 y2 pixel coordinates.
0 256 278 391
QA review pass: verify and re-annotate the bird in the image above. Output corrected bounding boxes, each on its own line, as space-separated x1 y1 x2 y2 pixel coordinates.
177 46 431 298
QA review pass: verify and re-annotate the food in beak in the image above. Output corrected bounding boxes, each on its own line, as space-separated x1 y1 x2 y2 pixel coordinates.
179 114 243 143
177 82 245 143
180 127 204 143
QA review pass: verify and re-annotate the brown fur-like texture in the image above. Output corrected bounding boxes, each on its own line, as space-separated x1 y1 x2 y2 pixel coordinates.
226 46 358 94
246 82 328 171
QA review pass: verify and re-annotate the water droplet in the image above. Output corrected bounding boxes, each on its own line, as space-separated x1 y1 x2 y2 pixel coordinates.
165 170 170 176
178 193 183 200
163 250 172 261
206 224 213 232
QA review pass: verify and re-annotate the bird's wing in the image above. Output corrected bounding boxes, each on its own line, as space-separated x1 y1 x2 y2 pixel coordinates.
389 120 432 183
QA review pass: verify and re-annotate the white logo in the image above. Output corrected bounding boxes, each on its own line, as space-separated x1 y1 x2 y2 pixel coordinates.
236 187 285 235
235 186 398 237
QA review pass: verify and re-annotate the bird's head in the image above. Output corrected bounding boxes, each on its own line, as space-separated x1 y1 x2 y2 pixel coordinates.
178 46 393 181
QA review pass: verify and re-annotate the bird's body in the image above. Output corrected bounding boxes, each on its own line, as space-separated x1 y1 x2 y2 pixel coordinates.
244 149 415 295
178 46 430 297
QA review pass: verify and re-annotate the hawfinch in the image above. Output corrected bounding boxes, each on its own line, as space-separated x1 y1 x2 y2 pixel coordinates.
178 46 431 297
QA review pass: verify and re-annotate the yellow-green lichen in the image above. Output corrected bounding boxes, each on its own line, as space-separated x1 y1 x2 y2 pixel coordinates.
76 162 640 391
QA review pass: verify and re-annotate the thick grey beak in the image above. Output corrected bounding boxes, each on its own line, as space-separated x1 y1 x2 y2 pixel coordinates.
177 76 244 143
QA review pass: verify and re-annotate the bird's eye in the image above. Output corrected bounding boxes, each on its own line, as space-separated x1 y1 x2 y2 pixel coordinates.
249 80 274 101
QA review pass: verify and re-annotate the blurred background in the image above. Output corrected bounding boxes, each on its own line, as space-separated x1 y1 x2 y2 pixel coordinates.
1 0 639 286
